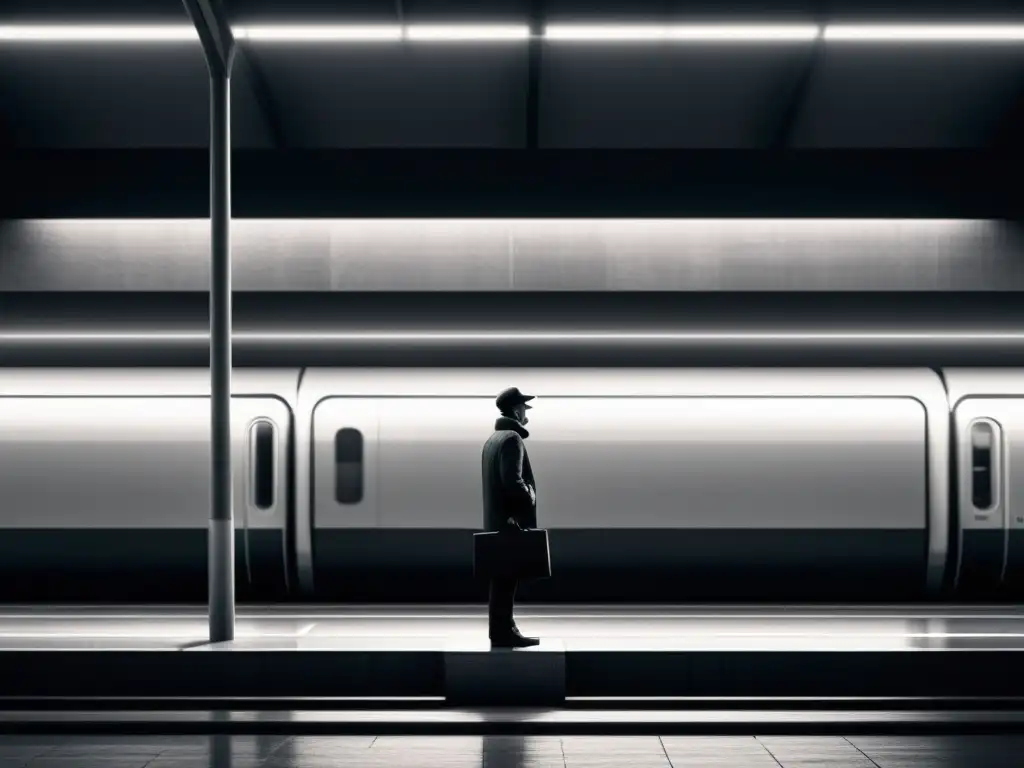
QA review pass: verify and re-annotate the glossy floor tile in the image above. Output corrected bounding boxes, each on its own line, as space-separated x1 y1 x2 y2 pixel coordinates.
1 735 1023 767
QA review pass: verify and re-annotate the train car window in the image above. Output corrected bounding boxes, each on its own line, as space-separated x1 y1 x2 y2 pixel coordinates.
335 428 364 504
971 421 994 510
252 421 275 510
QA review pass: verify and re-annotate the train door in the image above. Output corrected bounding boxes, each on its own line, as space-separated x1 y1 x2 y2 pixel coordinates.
234 397 293 598
304 390 930 601
310 398 379 594
953 398 1021 592
0 395 292 601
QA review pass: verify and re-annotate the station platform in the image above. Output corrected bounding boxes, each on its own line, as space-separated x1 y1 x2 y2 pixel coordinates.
2 605 1024 734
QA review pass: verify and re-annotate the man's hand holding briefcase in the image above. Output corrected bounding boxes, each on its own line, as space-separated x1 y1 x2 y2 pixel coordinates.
474 522 552 582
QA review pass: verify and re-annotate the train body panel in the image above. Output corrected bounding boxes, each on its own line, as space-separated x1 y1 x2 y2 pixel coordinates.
0 368 303 400
15 363 1024 601
312 395 927 531
296 368 950 600
0 396 291 531
0 368 300 601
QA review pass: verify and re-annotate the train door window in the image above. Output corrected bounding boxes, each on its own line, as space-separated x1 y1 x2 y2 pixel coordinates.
335 428 364 504
971 421 995 510
249 419 276 510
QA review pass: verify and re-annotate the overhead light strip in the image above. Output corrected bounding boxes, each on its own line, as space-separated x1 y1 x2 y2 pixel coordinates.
237 24 530 41
825 24 1024 41
0 25 199 42
2 23 1024 44
237 25 402 42
403 24 530 41
0 23 818 43
543 24 821 41
4 331 1024 343
0 23 525 43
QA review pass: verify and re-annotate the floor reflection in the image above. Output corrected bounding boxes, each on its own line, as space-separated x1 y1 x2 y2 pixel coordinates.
209 711 231 768
482 735 525 768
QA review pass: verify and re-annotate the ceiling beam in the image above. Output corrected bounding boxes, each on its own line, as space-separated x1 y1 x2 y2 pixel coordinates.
770 41 820 148
770 3 827 148
235 45 287 149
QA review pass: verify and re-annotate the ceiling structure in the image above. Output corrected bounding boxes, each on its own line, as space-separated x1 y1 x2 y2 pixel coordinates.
0 1 1022 218
1 0 1023 150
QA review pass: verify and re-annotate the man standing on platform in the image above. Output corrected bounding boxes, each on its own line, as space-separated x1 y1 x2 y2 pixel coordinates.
481 387 541 648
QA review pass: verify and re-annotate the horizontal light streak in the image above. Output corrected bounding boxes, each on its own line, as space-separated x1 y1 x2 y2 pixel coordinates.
237 25 401 42
826 24 1024 42
580 696 1024 701
544 24 820 41
0 25 198 42
1 611 1019 619
3 331 1024 343
2 632 1022 638
37 216 976 229
2 23 1023 44
0 23 524 44
239 24 529 42
0 632 305 638
403 24 529 41
1 616 1020 621
3 696 448 703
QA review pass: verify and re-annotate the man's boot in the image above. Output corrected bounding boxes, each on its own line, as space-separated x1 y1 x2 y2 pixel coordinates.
490 624 540 648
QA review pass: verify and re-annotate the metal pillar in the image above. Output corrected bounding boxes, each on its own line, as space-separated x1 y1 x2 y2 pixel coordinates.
182 0 237 644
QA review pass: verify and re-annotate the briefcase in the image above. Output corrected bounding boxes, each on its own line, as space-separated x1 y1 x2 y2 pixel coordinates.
473 528 551 581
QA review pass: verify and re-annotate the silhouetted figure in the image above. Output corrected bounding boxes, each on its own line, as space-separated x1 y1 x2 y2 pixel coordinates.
481 387 540 648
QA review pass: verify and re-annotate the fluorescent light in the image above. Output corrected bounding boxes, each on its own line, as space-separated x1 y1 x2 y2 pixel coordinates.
0 25 197 42
241 24 528 42
236 25 402 42
825 24 1024 42
544 24 820 42
0 23 529 44
667 25 819 41
404 24 530 41
544 24 668 41
7 22 1022 45
4 331 1024 343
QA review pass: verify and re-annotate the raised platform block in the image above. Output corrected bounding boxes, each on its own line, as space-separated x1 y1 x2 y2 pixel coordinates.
444 638 565 706
3 607 1024 700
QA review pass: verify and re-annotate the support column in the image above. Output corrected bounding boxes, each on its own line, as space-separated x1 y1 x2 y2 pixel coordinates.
208 70 234 643
182 0 237 645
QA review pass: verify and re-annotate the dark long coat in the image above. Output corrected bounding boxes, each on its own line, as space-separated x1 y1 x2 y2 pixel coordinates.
481 416 537 532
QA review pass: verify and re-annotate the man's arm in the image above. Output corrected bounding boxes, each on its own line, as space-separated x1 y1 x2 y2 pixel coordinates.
499 436 535 525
